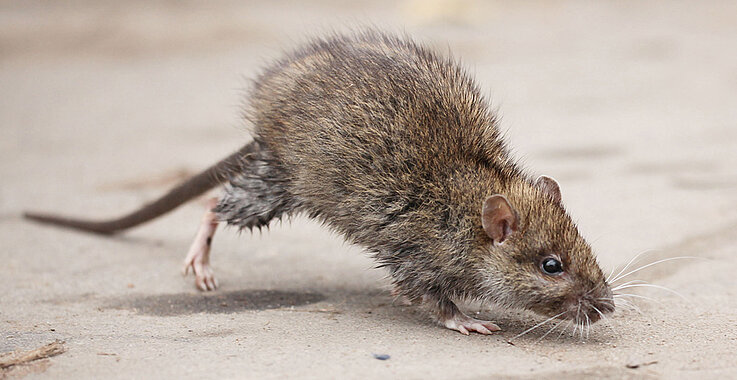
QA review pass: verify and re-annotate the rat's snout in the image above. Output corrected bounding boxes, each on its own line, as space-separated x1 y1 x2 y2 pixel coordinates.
562 286 615 324
582 287 615 323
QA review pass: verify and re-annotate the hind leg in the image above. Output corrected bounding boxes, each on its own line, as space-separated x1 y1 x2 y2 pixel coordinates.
183 197 219 291
214 145 298 231
185 145 297 290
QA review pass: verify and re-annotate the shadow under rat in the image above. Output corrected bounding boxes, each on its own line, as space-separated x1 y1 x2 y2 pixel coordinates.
107 289 326 316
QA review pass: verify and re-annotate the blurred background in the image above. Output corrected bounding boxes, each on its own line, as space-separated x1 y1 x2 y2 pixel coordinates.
3 0 737 267
2 1 737 378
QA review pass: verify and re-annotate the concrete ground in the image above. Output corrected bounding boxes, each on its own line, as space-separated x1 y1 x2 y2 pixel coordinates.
2 0 736 378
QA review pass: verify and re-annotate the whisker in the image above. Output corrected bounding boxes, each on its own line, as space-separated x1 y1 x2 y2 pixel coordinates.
584 314 590 340
613 283 689 301
611 279 649 291
510 311 566 341
607 267 617 284
535 319 565 344
592 305 605 320
614 298 643 315
572 302 582 338
579 321 584 340
584 317 588 340
614 293 661 303
591 305 618 338
584 321 588 340
611 256 700 284
607 249 658 283
557 320 574 340
595 297 616 309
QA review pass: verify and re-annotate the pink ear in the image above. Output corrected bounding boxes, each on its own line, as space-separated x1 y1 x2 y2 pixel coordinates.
481 195 518 244
535 175 562 203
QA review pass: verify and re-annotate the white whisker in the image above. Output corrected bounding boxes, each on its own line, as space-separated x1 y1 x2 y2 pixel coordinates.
510 311 566 341
536 319 565 343
595 297 616 309
614 297 643 314
591 305 606 321
572 302 582 338
591 305 618 337
579 321 584 340
614 293 660 303
557 320 573 340
607 249 658 283
613 283 689 301
607 267 617 284
611 256 700 284
611 279 648 291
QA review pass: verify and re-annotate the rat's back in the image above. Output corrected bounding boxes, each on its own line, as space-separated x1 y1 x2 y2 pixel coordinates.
239 31 517 243
25 31 612 333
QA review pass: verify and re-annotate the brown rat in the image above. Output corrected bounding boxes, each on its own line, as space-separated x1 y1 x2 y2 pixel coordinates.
24 30 615 335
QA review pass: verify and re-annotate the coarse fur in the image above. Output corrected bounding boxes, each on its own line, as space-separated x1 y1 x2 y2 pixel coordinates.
216 30 614 325
25 30 614 331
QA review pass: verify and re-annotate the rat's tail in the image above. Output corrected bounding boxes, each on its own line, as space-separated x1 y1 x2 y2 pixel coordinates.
23 142 258 235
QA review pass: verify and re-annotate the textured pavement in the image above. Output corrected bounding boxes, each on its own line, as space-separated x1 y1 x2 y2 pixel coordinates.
2 1 737 378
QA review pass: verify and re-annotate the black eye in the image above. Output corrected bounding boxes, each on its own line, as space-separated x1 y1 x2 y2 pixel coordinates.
541 257 563 275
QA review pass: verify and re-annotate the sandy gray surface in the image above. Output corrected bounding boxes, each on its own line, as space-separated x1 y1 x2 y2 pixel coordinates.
2 0 737 378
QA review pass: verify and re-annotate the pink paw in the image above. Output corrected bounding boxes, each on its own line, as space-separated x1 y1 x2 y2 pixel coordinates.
183 198 219 291
443 314 501 335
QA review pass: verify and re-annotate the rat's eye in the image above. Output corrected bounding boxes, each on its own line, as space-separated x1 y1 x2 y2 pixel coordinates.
541 257 563 275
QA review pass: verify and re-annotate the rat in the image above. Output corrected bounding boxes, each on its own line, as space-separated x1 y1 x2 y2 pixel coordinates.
24 30 615 335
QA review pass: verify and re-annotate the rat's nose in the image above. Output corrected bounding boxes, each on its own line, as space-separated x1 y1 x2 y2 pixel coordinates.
581 287 615 323
586 294 615 323
597 298 616 314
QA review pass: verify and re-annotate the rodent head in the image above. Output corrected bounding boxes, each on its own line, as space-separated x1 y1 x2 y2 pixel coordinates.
474 176 614 324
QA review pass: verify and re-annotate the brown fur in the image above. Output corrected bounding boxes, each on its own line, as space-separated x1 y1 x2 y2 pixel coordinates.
219 30 614 324
25 30 614 327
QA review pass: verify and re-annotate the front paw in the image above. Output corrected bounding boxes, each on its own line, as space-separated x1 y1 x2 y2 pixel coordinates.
443 314 501 335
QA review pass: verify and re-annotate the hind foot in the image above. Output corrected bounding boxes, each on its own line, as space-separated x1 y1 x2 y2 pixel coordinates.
183 198 219 291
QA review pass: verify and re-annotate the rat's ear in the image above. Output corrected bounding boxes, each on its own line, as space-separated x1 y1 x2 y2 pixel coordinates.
535 175 562 204
482 195 518 244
